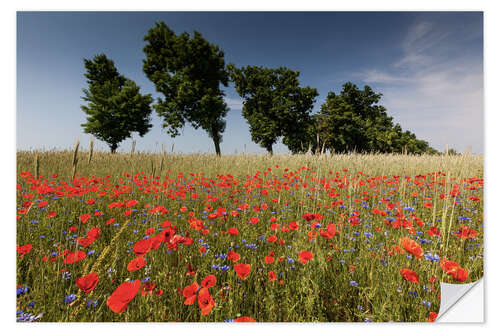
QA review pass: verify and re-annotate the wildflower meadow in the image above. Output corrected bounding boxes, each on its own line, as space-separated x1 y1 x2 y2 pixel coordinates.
16 150 483 322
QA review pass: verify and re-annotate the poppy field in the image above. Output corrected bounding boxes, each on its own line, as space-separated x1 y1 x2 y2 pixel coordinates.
16 151 483 322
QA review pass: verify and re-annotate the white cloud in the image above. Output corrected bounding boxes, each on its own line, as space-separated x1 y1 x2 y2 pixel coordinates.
357 20 483 153
225 97 243 111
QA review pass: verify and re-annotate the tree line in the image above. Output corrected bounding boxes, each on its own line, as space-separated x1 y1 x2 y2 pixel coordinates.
81 21 438 155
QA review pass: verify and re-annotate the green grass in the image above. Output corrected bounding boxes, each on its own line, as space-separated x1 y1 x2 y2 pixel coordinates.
16 150 483 322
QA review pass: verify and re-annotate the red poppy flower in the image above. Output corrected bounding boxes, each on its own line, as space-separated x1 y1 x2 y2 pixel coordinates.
79 214 91 224
289 221 299 230
86 227 100 239
234 263 251 280
307 230 318 241
426 227 441 237
133 238 151 256
107 280 141 313
268 271 277 282
234 317 256 322
302 213 315 221
227 227 239 236
440 258 460 272
149 234 163 250
76 272 99 293
197 287 215 316
264 256 275 264
327 223 336 236
64 251 86 264
183 282 199 305
145 227 155 236
160 227 175 242
440 258 469 282
201 275 216 289
249 217 259 225
161 219 172 228
17 244 33 258
455 225 478 239
427 312 438 322
298 251 314 264
127 256 147 271
399 268 419 283
77 237 96 247
126 200 139 207
140 282 156 296
267 235 277 243
399 237 423 259
227 250 240 262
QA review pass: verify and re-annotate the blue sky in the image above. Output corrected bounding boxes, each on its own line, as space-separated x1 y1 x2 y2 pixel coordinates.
17 11 483 154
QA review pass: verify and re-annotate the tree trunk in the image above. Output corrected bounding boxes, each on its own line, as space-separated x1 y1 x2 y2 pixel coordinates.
110 143 118 154
266 145 273 155
213 138 221 156
210 126 222 156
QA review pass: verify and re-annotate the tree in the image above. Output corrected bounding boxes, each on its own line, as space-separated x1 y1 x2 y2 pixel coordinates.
228 65 318 154
142 22 229 156
315 82 436 154
81 54 153 153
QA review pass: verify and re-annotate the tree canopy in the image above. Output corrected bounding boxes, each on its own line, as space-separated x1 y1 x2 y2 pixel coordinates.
228 64 318 154
314 82 437 154
142 22 229 155
81 54 153 153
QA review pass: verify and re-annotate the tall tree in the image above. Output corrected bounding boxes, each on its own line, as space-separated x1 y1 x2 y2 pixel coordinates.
142 22 229 156
228 65 318 154
315 82 436 154
81 54 153 153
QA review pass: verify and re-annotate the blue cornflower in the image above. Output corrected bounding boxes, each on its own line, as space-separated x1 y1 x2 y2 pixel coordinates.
17 286 29 296
349 281 359 287
64 294 76 303
424 252 440 262
87 299 98 308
